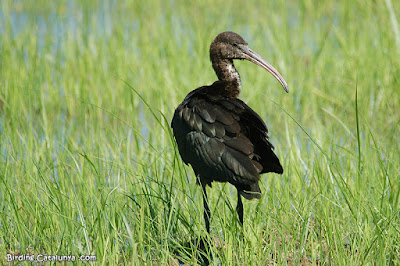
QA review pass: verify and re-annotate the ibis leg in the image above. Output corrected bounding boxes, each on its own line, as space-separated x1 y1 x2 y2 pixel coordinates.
236 192 244 225
202 184 210 233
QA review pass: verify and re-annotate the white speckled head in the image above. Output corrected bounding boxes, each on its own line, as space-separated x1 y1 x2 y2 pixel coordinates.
210 31 289 93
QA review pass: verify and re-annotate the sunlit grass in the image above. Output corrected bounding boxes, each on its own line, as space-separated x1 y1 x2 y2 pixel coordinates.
0 0 399 264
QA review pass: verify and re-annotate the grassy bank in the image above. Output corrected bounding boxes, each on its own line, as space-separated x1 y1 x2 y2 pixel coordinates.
0 0 399 264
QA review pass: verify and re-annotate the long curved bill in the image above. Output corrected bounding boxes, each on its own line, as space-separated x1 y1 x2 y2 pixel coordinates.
240 45 289 93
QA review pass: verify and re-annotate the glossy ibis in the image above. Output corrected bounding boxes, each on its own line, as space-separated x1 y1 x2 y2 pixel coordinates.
171 31 288 233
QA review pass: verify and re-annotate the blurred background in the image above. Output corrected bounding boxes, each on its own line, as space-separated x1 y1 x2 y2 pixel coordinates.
1 0 399 264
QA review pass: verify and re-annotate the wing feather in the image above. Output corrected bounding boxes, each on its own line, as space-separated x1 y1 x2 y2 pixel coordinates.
171 85 283 187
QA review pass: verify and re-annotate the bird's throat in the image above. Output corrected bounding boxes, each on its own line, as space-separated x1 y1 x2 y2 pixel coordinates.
212 59 242 89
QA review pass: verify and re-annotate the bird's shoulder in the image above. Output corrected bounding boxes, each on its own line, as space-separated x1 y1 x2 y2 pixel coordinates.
173 81 269 138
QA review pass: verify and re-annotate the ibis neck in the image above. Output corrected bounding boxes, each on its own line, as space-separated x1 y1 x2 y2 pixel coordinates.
212 58 242 89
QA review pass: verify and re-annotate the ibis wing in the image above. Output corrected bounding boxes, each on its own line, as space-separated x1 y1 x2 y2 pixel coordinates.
171 88 282 186
231 98 283 174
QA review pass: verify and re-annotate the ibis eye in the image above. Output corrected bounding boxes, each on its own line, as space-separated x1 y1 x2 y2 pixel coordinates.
232 43 238 47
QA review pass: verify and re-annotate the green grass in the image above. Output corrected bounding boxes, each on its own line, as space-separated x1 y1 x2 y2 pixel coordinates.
1 0 399 264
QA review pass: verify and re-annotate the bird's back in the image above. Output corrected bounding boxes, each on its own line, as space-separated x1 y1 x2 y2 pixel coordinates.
171 81 283 199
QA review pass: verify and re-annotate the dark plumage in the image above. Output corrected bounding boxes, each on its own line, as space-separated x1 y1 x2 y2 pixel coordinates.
171 31 288 233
